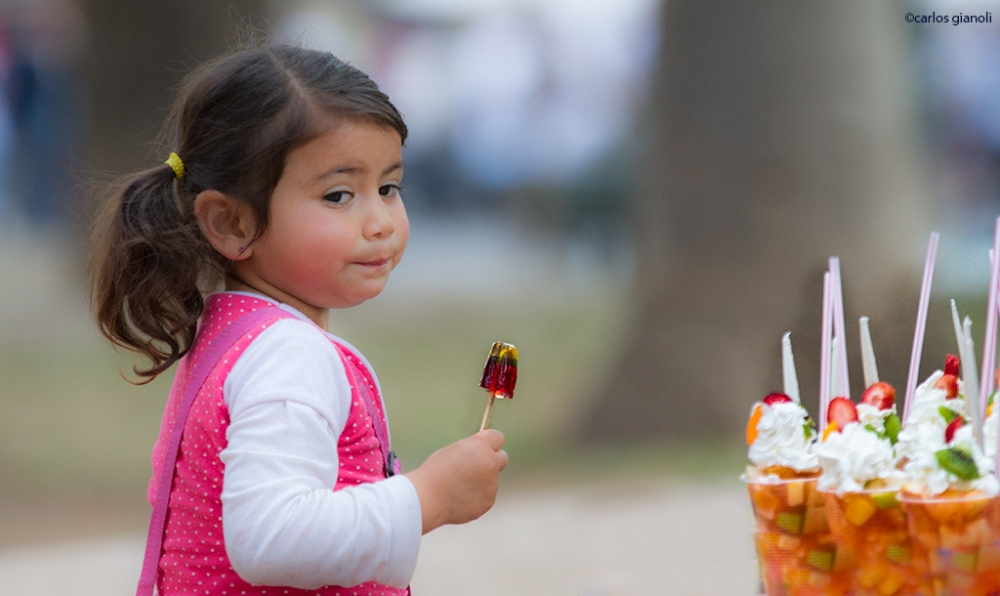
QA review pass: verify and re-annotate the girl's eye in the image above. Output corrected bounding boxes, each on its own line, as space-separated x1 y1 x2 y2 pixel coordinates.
323 190 352 205
379 184 400 198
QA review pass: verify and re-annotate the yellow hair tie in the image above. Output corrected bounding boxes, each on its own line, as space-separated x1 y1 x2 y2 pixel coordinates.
165 152 185 179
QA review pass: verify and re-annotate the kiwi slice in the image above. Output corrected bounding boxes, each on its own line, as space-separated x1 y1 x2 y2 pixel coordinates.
883 413 901 445
935 446 980 480
938 406 961 424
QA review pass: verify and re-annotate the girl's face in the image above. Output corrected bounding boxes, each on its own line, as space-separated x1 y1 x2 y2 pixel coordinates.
234 119 408 323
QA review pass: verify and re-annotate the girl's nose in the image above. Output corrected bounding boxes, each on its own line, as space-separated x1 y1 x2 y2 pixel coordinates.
362 194 396 239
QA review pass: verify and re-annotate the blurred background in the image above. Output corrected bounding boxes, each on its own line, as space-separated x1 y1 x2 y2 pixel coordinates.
1 0 1000 593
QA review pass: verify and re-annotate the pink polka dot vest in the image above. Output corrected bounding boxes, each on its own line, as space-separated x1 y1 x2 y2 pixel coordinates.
147 294 408 595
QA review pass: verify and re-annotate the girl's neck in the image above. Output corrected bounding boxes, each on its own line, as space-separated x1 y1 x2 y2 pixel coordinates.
223 274 329 328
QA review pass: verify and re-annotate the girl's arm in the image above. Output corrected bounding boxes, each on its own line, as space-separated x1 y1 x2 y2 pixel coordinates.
220 320 421 589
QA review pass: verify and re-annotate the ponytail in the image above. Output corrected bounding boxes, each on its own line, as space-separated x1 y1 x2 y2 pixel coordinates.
89 163 214 381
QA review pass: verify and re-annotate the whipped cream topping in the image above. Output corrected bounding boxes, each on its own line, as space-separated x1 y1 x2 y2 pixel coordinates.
896 371 967 464
857 403 893 431
985 404 998 460
817 422 902 493
901 424 998 496
747 401 819 472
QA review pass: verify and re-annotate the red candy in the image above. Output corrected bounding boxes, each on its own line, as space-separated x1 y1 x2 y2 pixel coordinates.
480 342 518 399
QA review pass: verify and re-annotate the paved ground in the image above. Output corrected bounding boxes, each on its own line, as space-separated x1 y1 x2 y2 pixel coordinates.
0 481 759 596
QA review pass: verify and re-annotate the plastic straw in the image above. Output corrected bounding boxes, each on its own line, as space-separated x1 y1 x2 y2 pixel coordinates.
829 257 851 399
981 219 1000 429
819 271 833 429
952 301 982 447
903 232 940 422
831 336 842 398
859 316 878 387
781 332 801 403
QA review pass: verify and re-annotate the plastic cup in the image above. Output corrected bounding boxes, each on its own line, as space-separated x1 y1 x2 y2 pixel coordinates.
744 474 848 596
823 488 916 596
899 490 1000 596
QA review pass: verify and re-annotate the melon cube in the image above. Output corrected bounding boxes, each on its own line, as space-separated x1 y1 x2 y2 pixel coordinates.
844 493 878 526
949 550 978 573
786 480 805 507
856 562 887 588
801 505 828 535
875 567 906 596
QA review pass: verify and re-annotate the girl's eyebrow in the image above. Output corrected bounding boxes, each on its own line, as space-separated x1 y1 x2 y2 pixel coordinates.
308 162 403 184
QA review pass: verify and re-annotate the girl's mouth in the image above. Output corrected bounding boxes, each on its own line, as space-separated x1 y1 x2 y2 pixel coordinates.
358 258 389 268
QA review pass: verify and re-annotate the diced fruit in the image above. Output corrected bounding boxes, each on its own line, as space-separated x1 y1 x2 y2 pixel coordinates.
775 511 804 534
828 397 858 431
945 353 961 377
883 412 901 445
776 533 801 551
786 480 804 507
860 381 896 410
945 417 965 444
936 447 980 481
872 491 900 509
951 550 978 573
749 485 780 520
844 493 878 526
938 405 961 424
875 567 906 596
802 505 828 535
822 422 837 442
935 373 959 398
857 563 887 588
886 544 909 564
805 548 835 571
747 404 762 445
978 542 1000 571
763 392 792 405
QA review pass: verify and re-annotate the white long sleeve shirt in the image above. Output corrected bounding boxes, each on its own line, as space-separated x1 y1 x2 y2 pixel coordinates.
217 295 422 589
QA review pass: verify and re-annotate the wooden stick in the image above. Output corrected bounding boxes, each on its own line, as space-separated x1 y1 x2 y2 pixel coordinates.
480 393 497 431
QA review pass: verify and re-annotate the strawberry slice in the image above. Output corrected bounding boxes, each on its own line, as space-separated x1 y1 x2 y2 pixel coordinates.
827 397 858 432
860 381 896 410
944 417 965 444
763 393 793 405
944 354 961 377
935 374 959 399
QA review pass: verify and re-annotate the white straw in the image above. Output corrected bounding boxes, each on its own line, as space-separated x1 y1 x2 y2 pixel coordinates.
782 332 801 403
953 301 983 447
829 257 851 399
820 271 833 430
904 232 940 422
859 316 879 387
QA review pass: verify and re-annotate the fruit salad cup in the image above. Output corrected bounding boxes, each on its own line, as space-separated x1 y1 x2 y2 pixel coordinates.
899 490 1000 596
823 488 916 596
745 473 848 596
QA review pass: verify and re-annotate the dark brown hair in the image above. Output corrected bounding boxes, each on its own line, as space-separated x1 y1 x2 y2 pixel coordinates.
89 44 407 381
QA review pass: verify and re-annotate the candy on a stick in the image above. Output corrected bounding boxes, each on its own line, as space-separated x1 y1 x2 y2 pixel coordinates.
478 341 518 431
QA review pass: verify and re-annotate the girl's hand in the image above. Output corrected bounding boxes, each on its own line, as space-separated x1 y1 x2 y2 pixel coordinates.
404 429 508 534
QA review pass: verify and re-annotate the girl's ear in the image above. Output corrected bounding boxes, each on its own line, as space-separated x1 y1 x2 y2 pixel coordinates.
193 190 257 260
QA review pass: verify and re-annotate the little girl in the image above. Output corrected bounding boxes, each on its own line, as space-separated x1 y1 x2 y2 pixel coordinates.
88 44 508 595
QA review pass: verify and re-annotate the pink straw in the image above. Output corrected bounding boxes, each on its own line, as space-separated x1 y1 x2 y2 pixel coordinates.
829 257 850 399
903 232 940 422
819 271 833 430
985 237 1000 406
981 220 1000 477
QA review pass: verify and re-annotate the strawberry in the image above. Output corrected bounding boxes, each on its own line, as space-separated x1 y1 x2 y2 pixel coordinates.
944 417 965 443
827 397 858 432
860 381 896 410
935 374 959 399
944 354 961 377
763 393 793 405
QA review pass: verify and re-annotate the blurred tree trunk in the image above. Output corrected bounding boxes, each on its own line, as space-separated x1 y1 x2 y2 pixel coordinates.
81 0 268 177
582 1 935 441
